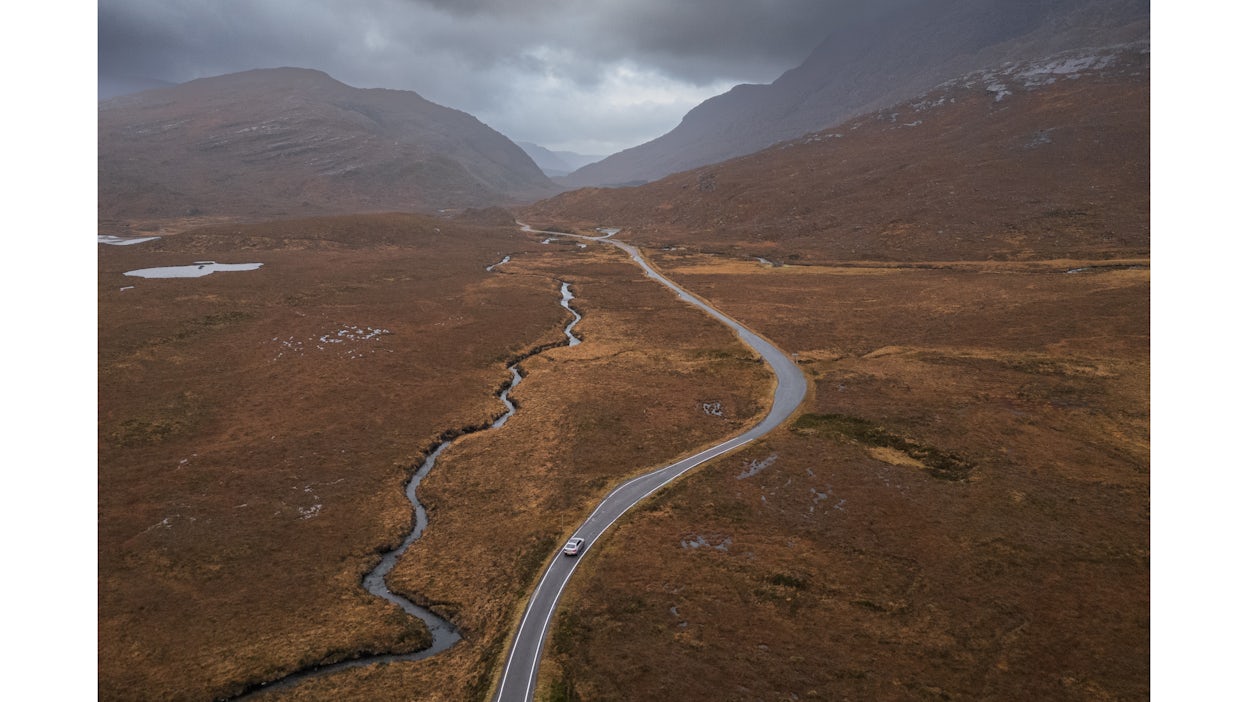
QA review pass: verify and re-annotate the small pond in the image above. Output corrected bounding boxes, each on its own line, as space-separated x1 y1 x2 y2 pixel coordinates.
99 234 161 246
124 261 264 278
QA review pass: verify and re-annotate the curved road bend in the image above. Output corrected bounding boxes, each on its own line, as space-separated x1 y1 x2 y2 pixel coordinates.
494 224 808 702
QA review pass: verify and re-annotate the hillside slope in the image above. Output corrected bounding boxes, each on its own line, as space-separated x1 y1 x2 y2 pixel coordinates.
562 0 1149 187
98 68 559 222
526 42 1149 263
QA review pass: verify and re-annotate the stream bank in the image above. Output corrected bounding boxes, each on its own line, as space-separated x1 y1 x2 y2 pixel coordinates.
225 277 582 700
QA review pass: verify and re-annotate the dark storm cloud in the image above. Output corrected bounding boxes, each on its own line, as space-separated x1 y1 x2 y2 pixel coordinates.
97 0 903 153
555 0 886 84
406 0 894 84
414 0 573 17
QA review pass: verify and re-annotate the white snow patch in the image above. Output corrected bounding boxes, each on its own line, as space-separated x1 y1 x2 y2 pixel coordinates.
986 83 1012 102
1018 53 1116 85
960 45 1133 105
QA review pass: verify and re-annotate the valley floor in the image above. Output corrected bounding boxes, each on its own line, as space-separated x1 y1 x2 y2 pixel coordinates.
537 251 1149 701
98 214 1147 701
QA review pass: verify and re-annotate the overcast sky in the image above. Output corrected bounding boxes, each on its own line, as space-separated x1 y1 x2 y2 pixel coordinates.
98 0 886 155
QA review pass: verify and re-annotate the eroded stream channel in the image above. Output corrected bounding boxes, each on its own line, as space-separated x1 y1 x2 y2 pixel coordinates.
228 277 582 700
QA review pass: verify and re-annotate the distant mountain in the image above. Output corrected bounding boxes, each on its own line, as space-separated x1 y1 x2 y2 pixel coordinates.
525 42 1150 262
517 142 605 178
562 0 1149 187
98 68 559 221
99 74 175 100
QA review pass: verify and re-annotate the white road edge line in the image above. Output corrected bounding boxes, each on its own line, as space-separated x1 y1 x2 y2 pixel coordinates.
495 223 806 701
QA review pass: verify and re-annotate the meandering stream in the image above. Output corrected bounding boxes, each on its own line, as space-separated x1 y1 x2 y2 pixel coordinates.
228 277 581 700
493 224 808 702
560 282 582 347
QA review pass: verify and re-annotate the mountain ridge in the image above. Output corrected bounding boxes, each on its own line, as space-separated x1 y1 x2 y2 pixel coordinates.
562 0 1149 187
98 67 559 223
517 141 605 178
525 41 1149 263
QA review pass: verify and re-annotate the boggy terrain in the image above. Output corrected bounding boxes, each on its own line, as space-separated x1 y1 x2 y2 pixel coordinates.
98 213 771 700
536 253 1148 700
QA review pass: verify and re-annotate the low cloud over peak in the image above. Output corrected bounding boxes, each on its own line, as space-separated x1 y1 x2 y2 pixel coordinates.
98 0 911 153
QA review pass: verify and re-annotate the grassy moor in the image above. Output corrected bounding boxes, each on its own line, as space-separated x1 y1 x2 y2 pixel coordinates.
534 255 1148 700
98 214 771 699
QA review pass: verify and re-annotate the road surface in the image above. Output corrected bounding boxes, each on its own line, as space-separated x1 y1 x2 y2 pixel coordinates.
493 225 807 701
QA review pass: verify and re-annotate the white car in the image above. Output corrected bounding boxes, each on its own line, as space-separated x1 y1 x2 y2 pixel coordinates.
562 537 586 556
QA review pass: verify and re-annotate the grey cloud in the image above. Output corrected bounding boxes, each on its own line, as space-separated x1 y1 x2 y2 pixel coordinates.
406 0 914 85
98 0 902 153
99 0 885 87
411 0 574 17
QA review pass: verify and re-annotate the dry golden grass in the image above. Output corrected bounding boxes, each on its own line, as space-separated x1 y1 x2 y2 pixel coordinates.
99 214 772 700
246 237 773 701
99 214 560 699
538 254 1148 700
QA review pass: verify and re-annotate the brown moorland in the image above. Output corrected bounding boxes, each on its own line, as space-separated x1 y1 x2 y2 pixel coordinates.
99 213 772 700
538 256 1148 700
519 45 1149 702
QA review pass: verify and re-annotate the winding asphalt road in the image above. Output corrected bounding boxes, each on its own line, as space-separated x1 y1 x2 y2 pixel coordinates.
492 225 807 702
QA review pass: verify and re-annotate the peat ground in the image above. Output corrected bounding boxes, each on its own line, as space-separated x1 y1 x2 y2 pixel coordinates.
98 213 771 700
537 251 1149 701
